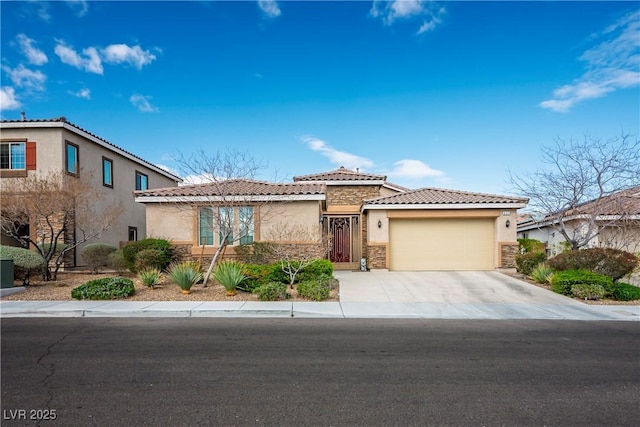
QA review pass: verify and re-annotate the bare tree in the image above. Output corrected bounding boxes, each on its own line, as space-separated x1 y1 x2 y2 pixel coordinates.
262 221 329 288
510 134 640 250
0 170 122 280
171 148 273 285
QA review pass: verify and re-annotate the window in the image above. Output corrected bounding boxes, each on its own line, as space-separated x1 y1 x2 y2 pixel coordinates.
197 206 254 246
128 226 138 241
0 142 26 169
135 171 148 190
102 157 113 188
65 141 79 176
219 207 234 244
239 206 254 245
199 208 214 245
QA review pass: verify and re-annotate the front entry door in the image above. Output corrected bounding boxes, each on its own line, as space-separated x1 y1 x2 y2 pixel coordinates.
328 215 360 269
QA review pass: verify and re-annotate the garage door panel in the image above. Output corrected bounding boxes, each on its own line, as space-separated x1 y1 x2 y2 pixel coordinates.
390 218 494 270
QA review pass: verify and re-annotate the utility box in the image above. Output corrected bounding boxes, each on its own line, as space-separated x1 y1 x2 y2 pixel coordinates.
1 259 15 288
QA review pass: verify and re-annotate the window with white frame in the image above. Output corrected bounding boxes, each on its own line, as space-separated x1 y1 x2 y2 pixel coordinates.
0 142 26 170
198 206 254 246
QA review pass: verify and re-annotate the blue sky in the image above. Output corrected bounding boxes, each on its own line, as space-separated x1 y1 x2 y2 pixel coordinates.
1 1 639 195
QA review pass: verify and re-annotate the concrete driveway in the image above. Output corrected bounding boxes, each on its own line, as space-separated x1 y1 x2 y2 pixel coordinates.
336 270 580 304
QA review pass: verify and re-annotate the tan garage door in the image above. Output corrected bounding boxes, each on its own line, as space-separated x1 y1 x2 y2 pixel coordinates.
389 218 495 270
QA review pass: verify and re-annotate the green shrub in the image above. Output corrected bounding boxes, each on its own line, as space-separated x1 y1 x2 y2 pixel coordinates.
518 238 546 254
550 270 613 296
0 245 46 285
81 243 117 273
213 261 246 295
547 248 638 281
297 259 334 282
134 248 170 272
530 263 554 284
235 242 275 264
297 274 332 301
254 282 289 301
571 284 606 300
608 282 640 301
515 252 547 276
138 267 162 289
122 238 172 272
107 249 126 275
167 261 202 292
239 264 275 292
71 277 135 300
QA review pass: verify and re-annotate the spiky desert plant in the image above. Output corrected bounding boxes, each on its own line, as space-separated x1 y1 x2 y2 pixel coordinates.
138 267 162 289
530 262 554 284
167 261 203 294
213 260 246 296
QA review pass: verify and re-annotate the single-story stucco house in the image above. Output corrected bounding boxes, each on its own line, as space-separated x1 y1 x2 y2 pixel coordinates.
517 186 640 256
134 167 528 271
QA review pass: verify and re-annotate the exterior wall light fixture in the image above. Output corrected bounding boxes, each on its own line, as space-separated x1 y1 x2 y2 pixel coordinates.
378 219 382 229
505 220 511 228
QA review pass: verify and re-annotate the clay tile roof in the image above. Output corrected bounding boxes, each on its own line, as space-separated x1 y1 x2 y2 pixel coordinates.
560 185 640 217
364 187 529 206
134 179 326 198
293 166 386 182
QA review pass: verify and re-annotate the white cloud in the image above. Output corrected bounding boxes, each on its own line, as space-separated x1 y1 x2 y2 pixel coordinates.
302 136 374 170
370 0 445 34
258 0 281 18
69 88 91 99
155 164 182 178
16 34 48 65
130 94 158 112
0 87 21 111
66 0 89 17
1 64 46 91
26 1 52 22
54 41 103 74
179 173 215 185
102 44 157 69
388 159 445 179
540 10 640 112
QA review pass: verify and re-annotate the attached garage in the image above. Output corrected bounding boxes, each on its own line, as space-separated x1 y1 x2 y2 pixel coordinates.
389 218 495 270
364 187 528 271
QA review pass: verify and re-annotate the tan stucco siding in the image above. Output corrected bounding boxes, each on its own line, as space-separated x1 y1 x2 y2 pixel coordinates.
145 204 194 242
0 128 63 180
260 201 322 242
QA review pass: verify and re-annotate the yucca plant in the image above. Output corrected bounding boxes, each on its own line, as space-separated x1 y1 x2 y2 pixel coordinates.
138 267 162 289
213 260 246 296
530 262 554 284
167 261 203 294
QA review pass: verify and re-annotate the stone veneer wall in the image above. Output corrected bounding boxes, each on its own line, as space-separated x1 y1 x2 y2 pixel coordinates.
367 245 387 269
175 242 325 265
500 243 519 268
34 211 75 268
326 185 381 206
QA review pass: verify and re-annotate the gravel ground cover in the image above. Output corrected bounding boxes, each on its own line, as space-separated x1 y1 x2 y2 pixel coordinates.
1 271 340 302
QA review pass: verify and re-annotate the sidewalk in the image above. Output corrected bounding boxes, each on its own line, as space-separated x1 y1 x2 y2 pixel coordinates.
1 299 638 320
2 270 639 320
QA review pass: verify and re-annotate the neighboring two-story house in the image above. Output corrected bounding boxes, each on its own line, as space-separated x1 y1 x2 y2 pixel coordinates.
0 116 181 266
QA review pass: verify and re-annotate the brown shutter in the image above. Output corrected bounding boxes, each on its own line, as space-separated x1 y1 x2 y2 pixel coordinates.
26 141 36 170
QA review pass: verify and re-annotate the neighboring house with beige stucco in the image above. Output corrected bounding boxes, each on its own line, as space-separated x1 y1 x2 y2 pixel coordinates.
0 116 182 266
517 186 640 256
135 167 528 271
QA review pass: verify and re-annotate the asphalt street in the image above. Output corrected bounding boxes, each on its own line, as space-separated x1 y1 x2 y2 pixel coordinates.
2 318 639 426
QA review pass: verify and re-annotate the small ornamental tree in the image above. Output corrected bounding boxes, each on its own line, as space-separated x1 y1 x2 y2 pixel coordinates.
0 170 123 281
